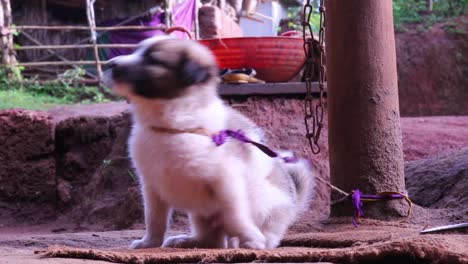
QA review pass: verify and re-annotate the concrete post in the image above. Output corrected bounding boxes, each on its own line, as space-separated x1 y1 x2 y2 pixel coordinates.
326 0 406 217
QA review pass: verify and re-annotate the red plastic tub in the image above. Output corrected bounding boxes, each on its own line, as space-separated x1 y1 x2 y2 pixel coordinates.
199 36 306 83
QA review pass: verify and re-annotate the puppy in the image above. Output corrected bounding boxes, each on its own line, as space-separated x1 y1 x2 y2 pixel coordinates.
105 36 314 249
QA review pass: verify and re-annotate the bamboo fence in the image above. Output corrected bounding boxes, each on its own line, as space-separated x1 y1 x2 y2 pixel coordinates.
0 0 185 85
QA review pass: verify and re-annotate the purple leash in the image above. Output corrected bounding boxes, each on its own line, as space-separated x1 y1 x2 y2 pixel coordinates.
211 130 413 228
212 129 298 163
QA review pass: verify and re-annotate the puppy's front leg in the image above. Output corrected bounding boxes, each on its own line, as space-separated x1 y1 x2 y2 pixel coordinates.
163 213 226 248
130 186 169 249
219 179 266 249
222 204 266 249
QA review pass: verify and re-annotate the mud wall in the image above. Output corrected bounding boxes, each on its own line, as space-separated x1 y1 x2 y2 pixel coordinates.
396 16 468 116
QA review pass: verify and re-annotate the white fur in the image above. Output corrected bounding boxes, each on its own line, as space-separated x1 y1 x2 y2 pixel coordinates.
112 37 314 250
128 96 268 248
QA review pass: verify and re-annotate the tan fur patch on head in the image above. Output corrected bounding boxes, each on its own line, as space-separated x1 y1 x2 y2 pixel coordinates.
111 82 134 98
108 38 218 100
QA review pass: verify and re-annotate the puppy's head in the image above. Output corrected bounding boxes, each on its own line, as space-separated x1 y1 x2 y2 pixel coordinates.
105 36 218 100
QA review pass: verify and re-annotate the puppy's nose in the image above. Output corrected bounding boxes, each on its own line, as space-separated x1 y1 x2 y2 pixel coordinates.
106 61 117 69
111 64 129 81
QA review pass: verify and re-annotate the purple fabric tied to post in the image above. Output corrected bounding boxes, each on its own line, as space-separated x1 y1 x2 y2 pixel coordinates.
100 0 196 60
352 189 364 228
212 130 298 163
352 189 410 228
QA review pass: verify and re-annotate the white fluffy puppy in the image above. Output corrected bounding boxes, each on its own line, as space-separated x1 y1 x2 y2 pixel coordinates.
106 36 314 250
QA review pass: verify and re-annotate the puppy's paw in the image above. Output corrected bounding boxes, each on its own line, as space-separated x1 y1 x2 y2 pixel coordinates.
240 239 266 250
264 234 281 249
227 237 240 248
236 228 266 249
129 237 162 249
162 234 198 248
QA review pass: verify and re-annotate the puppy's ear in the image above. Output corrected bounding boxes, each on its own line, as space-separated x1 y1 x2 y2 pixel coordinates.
178 53 213 86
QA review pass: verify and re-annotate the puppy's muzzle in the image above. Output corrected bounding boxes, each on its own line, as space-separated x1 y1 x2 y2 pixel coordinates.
105 54 142 82
102 59 119 87
104 61 117 70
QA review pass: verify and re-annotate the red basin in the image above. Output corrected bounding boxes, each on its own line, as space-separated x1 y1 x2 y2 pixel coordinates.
199 37 306 83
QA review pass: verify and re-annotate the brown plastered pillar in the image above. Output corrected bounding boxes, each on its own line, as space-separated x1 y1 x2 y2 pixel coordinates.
326 0 406 218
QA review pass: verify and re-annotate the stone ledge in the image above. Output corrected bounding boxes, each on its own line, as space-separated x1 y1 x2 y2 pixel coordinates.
220 82 325 96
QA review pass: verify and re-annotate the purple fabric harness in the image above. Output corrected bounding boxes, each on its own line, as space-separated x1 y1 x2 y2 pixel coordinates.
211 130 298 163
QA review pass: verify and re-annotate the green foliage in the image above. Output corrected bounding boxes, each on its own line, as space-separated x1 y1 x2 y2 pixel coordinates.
308 8 321 33
432 0 468 17
21 81 109 104
284 0 468 32
2 65 24 83
0 68 111 110
393 0 468 29
393 0 427 25
127 170 138 183
443 22 467 34
287 0 468 35
284 0 321 35
0 89 69 110
284 0 467 34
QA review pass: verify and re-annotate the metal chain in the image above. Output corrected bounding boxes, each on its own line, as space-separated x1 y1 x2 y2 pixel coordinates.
302 0 326 154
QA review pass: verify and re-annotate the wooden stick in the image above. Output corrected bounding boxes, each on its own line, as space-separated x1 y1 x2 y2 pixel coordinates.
86 0 102 84
83 0 115 99
164 0 173 27
15 44 139 50
4 0 15 64
14 25 167 31
0 0 9 66
2 0 15 66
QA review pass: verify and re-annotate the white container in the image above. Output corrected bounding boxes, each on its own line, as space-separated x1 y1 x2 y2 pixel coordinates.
239 0 286 37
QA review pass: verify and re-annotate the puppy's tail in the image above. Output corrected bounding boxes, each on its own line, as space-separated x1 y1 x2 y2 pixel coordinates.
283 158 315 214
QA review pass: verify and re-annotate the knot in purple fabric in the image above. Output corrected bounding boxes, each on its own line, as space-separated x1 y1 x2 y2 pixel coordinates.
212 130 248 146
351 189 411 228
212 129 298 163
352 189 364 228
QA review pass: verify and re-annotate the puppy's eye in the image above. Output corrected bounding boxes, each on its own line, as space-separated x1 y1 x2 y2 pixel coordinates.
144 52 164 65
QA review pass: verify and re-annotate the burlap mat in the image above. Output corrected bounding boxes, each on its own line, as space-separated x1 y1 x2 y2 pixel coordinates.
39 222 468 264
